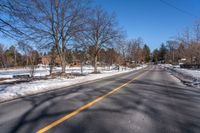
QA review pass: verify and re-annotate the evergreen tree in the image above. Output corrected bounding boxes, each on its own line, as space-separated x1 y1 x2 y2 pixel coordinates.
152 49 159 63
143 44 151 62
158 43 168 62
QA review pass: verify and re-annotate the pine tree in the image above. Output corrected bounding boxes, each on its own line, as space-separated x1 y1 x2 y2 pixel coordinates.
143 44 151 62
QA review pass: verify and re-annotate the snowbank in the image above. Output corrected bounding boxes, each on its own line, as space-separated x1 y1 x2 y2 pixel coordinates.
160 64 200 88
0 65 147 102
173 69 200 79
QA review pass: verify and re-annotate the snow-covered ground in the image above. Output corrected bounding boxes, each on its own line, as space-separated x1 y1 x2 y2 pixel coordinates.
0 65 126 79
0 65 147 102
0 67 49 79
173 68 200 79
160 64 200 88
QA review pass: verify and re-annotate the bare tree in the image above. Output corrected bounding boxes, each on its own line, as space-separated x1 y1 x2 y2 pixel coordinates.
114 38 129 67
178 27 191 47
0 0 25 40
194 20 200 44
49 46 57 75
127 38 144 64
166 40 178 63
28 50 39 78
80 7 122 73
0 44 6 68
177 43 185 59
18 41 33 66
1 0 90 74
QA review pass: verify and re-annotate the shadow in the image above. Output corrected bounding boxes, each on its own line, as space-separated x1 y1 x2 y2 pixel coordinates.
1 66 200 133
5 71 140 133
63 77 200 133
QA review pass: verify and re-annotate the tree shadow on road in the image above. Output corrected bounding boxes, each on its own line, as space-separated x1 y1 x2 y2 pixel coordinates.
5 75 200 133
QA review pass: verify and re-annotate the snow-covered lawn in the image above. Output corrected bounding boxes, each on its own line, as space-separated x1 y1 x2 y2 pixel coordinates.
0 65 125 79
0 65 147 102
0 67 49 79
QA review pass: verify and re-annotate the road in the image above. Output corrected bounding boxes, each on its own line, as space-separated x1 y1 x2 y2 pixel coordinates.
0 65 200 133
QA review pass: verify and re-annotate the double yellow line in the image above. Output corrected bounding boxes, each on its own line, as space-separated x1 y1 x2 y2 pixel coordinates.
36 70 147 133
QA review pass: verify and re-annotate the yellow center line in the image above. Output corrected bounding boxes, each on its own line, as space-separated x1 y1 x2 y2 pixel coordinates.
36 70 148 133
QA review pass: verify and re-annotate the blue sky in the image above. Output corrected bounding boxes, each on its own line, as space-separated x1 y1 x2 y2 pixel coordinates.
94 0 200 50
1 0 200 51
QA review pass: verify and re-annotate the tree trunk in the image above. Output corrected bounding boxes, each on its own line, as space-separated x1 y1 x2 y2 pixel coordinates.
94 54 98 73
80 62 83 74
61 56 66 74
49 57 54 75
49 65 53 75
26 57 29 66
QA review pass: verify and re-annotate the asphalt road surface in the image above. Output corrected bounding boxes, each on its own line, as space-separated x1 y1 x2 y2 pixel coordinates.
0 65 200 133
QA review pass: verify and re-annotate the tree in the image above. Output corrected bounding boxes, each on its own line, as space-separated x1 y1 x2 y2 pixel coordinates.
194 20 200 44
2 0 90 74
103 48 119 67
142 44 150 62
0 1 22 38
152 49 159 63
0 44 6 68
158 43 168 62
166 40 178 63
79 7 122 73
116 39 127 62
28 50 40 78
3 45 22 67
127 38 144 64
177 43 185 60
48 45 57 75
18 41 33 66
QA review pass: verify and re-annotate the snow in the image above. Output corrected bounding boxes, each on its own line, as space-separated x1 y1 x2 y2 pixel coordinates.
160 64 200 79
0 67 49 78
173 68 200 79
0 65 122 79
0 65 147 102
160 64 200 88
0 79 19 84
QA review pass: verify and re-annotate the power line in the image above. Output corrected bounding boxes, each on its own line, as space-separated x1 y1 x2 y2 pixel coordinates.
160 0 198 18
